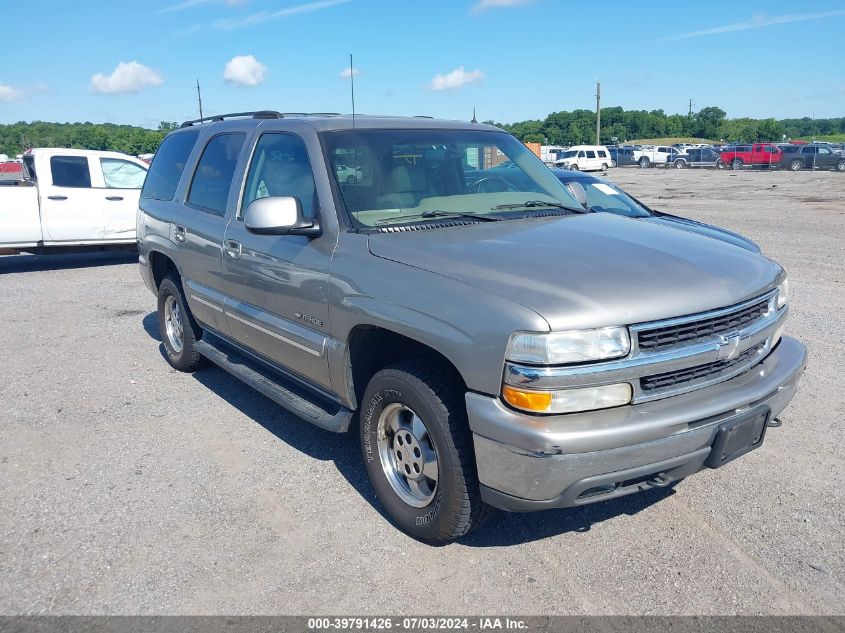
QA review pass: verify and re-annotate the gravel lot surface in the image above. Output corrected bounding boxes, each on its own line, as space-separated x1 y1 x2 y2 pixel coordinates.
0 168 843 615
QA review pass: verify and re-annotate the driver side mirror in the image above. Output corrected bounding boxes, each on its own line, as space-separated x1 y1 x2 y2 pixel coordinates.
243 197 321 237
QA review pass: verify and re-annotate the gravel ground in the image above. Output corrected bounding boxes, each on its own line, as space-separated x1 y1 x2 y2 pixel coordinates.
0 168 843 615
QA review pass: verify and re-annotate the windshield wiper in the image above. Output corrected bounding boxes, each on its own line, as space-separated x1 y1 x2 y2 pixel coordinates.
492 200 590 214
376 210 502 225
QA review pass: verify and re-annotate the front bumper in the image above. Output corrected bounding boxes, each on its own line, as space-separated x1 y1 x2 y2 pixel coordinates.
468 336 807 511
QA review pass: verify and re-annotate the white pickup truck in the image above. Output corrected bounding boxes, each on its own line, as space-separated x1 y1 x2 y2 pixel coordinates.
0 148 148 252
632 145 682 168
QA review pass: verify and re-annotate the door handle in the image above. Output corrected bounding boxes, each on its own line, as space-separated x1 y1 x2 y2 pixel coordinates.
105 195 124 201
47 195 68 201
224 239 242 259
173 225 186 242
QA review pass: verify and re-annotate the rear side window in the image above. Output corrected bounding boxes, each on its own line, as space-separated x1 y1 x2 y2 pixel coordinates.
187 133 246 216
51 156 91 188
141 130 200 201
597 150 607 158
585 151 596 158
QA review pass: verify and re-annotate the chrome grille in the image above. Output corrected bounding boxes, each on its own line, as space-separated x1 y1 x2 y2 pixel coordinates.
637 297 770 351
640 342 766 392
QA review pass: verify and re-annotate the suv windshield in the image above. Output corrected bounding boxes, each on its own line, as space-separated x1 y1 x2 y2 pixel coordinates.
322 129 583 228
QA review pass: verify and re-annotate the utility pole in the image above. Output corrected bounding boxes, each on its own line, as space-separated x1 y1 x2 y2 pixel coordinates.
688 99 694 116
196 79 204 120
595 80 601 145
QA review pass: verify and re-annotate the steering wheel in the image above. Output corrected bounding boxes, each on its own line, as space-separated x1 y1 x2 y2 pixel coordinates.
467 176 515 194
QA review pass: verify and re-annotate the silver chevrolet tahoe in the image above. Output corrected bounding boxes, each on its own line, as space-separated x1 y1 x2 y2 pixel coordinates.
137 112 806 542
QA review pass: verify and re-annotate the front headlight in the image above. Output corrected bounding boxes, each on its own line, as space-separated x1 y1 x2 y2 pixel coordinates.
506 327 631 365
777 277 789 310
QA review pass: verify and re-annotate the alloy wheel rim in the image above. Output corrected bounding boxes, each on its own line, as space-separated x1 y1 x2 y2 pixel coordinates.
377 403 439 508
164 295 184 353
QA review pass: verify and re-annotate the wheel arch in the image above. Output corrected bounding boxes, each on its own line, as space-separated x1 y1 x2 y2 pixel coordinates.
343 325 467 412
149 249 181 290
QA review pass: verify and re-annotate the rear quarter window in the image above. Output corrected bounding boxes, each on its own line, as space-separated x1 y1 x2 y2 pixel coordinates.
141 130 200 201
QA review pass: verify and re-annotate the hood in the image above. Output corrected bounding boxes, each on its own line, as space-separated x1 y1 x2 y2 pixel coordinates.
641 215 761 254
367 213 783 331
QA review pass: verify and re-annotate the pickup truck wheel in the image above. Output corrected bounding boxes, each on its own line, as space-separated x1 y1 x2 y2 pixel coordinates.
674 159 686 169
788 159 802 171
610 159 617 168
359 359 493 542
836 160 845 172
731 158 743 170
639 157 650 168
157 274 204 372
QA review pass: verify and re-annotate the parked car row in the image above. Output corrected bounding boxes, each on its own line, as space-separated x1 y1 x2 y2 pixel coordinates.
551 141 845 172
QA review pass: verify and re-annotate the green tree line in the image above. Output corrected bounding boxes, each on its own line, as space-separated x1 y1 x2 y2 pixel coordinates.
0 121 180 157
485 107 845 145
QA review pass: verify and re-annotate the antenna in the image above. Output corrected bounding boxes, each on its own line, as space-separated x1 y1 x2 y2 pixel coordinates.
349 54 359 200
196 79 204 120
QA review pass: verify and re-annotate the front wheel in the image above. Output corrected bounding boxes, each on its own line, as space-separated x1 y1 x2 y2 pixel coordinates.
674 159 686 169
600 163 609 171
359 360 493 542
157 274 205 372
836 160 845 172
639 157 650 168
569 163 579 171
788 159 802 171
610 159 617 168
716 159 725 169
731 158 744 170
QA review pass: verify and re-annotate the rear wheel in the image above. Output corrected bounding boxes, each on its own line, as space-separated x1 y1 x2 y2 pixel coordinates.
674 159 686 169
716 159 725 169
569 163 579 171
731 158 744 170
836 160 845 172
788 159 802 171
610 159 617 168
639 157 650 168
359 359 493 542
157 274 205 372
600 163 609 171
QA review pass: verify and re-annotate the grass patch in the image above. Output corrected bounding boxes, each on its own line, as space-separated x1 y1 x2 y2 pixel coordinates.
794 133 845 142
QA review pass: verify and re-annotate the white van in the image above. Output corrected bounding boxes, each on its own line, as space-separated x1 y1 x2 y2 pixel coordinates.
553 145 612 171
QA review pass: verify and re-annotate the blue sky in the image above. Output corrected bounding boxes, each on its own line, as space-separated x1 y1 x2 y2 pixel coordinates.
1 0 843 128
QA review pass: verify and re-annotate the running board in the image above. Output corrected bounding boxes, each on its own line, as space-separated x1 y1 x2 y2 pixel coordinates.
194 334 353 433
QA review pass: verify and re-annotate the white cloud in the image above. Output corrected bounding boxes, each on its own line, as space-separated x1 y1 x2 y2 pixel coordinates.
223 55 268 87
340 66 360 79
90 61 164 94
212 0 352 29
662 10 845 40
471 0 535 15
0 83 24 102
429 67 485 92
161 0 248 13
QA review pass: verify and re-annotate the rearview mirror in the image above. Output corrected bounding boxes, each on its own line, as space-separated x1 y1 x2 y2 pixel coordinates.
243 197 321 237
565 182 588 207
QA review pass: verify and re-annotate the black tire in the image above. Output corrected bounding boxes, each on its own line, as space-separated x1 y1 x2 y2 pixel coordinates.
157 274 205 372
836 161 845 172
610 159 617 168
716 159 725 170
674 159 686 169
789 159 802 171
639 157 650 168
569 164 579 171
731 158 743 170
600 163 609 171
359 359 494 542
346 174 357 184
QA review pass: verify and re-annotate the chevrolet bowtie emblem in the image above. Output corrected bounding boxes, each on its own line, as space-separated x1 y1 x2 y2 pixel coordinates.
717 332 742 361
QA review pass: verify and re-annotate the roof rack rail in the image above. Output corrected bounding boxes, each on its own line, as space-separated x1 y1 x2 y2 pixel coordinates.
179 111 283 128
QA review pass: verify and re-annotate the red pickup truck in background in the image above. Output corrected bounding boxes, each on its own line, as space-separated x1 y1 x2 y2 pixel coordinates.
719 143 783 169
